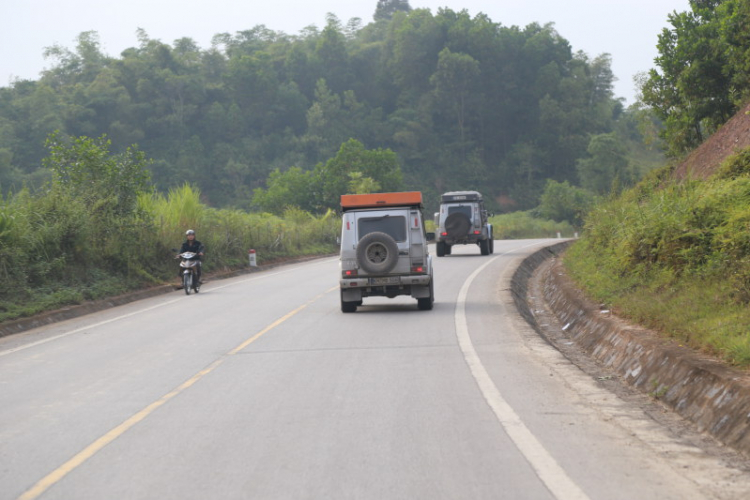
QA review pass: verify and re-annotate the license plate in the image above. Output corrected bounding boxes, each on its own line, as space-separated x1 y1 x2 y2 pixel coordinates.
370 276 400 285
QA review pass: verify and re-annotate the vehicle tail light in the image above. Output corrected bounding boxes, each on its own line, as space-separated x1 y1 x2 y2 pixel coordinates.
441 232 447 236
343 269 358 277
473 230 481 235
411 265 425 273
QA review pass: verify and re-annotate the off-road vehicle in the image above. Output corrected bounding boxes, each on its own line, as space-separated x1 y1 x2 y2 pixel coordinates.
435 190 494 256
339 191 434 313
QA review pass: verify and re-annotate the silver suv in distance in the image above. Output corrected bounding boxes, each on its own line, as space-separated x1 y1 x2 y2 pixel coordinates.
435 190 494 256
339 192 434 313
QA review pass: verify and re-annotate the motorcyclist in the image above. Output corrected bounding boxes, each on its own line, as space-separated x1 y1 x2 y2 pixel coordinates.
178 229 205 284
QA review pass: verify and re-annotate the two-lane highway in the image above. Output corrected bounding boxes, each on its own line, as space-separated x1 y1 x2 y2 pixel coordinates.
1 239 747 499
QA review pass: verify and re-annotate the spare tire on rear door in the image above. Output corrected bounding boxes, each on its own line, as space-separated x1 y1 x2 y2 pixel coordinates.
444 212 471 238
356 231 399 274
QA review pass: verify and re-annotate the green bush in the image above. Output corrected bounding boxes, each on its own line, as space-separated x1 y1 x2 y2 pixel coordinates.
489 211 576 239
536 179 597 227
0 183 338 323
0 133 344 323
565 150 750 366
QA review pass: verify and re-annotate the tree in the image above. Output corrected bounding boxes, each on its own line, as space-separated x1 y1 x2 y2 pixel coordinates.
719 0 750 103
348 171 381 193
388 9 443 97
576 133 631 195
224 52 280 132
42 31 108 88
12 83 66 172
640 1 735 156
44 132 151 217
315 17 352 94
284 43 314 97
312 138 403 211
430 48 480 148
0 146 23 194
374 0 412 21
304 79 346 162
252 166 315 214
536 179 596 227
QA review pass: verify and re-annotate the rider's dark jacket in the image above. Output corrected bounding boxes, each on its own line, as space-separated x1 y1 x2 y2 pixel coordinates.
180 239 205 258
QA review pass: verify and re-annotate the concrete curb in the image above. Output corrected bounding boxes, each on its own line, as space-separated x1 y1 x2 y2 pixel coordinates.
0 254 334 339
511 241 750 456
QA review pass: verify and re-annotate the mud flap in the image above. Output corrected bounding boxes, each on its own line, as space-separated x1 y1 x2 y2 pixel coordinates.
342 288 363 301
411 284 431 298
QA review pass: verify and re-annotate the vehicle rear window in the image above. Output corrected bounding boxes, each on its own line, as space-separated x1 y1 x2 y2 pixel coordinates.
358 216 407 242
447 205 472 218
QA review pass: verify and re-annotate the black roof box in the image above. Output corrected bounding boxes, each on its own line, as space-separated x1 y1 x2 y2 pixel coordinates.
440 190 483 203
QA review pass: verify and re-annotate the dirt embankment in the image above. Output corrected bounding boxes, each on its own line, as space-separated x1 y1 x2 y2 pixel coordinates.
673 102 750 180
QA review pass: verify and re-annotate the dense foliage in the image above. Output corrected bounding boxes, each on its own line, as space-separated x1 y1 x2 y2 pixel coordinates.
0 136 337 322
253 138 403 213
560 0 750 367
640 0 750 156
0 2 648 215
489 211 575 240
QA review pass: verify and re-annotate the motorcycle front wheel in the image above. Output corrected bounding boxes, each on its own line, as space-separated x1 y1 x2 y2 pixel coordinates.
183 272 193 295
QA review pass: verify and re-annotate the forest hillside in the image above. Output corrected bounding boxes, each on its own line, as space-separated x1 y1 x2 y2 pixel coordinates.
0 1 658 215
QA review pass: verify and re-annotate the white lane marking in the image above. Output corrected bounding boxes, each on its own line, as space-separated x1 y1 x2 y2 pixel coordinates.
15 290 330 500
0 258 338 357
0 299 182 358
454 241 590 500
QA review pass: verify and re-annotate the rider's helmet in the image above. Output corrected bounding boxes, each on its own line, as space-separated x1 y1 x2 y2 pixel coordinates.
186 229 195 236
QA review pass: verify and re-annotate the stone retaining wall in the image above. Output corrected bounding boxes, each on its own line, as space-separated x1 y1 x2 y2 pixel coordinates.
512 241 750 455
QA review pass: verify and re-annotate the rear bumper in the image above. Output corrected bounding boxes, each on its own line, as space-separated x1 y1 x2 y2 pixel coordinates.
340 274 432 300
438 235 485 245
438 223 491 245
340 274 431 288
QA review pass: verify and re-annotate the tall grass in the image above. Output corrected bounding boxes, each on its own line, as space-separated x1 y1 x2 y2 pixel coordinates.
0 185 130 319
138 188 339 270
0 185 338 322
489 211 576 239
565 152 750 367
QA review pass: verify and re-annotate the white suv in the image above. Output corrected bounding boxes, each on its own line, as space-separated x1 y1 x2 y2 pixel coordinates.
435 190 494 256
339 192 434 312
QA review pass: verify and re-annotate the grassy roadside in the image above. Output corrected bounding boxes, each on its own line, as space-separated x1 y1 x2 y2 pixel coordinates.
0 185 338 323
564 240 750 366
489 211 576 239
562 151 750 367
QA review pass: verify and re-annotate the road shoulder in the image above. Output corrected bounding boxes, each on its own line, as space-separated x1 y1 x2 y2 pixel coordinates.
0 254 333 339
512 241 750 462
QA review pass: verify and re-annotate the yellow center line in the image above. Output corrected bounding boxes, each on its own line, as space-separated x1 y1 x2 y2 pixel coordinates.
17 288 335 500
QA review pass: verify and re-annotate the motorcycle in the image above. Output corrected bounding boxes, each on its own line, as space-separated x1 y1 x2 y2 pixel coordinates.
174 250 201 295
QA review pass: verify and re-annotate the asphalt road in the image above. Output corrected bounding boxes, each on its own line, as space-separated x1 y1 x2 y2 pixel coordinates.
1 239 748 500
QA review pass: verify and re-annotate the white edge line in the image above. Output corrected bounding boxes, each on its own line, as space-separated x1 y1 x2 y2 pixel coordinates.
454 241 590 500
0 258 338 357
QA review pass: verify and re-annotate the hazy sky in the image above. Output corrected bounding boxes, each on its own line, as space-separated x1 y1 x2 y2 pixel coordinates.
1 0 689 104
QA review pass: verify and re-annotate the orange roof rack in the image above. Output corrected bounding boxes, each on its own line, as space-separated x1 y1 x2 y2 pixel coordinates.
341 191 423 211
